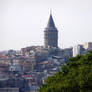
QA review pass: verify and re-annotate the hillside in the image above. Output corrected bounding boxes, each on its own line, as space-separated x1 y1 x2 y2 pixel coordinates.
39 51 92 92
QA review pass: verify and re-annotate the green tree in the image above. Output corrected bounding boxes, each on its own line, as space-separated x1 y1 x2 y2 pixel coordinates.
39 51 92 92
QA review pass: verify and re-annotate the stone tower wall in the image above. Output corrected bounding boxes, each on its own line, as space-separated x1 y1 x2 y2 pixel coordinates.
44 29 58 48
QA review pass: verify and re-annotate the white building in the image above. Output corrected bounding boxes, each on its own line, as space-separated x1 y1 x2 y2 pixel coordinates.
73 45 84 57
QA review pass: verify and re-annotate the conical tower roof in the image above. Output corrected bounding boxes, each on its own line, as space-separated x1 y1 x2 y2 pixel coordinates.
47 14 56 28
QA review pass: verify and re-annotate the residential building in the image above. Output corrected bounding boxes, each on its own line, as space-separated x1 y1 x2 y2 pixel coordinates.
73 45 84 56
0 88 19 92
83 42 92 50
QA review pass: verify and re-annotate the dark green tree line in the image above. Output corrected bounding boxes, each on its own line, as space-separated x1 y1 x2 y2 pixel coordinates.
39 51 92 92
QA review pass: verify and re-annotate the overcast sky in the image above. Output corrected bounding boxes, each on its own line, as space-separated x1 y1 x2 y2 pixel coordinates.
0 0 92 50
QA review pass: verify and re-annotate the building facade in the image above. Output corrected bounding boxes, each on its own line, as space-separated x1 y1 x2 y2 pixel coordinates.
83 42 92 50
44 14 58 48
0 88 19 92
73 45 85 56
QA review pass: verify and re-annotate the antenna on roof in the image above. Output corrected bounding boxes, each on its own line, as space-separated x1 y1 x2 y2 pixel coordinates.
50 9 52 15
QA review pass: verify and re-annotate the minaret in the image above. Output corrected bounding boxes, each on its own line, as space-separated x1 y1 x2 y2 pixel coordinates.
44 13 58 48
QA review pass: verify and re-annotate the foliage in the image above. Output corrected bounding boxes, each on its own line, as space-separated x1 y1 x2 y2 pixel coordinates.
39 51 92 92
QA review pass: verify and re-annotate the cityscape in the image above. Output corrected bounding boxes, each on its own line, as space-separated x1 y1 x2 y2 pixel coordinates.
0 0 92 92
0 13 92 92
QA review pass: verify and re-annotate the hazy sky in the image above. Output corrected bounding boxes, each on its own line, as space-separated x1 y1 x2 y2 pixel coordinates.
0 0 92 50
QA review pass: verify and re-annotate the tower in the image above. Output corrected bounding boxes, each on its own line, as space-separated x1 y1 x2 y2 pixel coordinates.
44 13 58 48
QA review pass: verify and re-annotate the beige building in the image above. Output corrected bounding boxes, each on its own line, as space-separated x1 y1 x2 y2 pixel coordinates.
83 42 92 49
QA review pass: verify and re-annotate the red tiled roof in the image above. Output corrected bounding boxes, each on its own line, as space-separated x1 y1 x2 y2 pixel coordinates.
0 55 7 58
39 61 49 65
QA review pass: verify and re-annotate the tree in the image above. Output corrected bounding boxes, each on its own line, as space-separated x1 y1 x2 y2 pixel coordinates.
39 51 92 92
